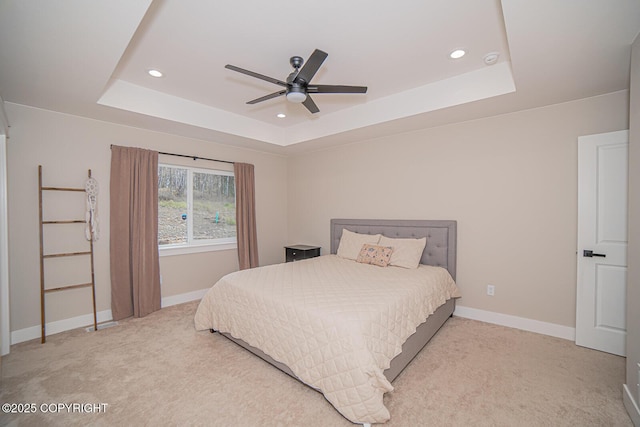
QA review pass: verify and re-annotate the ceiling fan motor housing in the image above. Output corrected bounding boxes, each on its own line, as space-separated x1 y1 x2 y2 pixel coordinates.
290 56 304 69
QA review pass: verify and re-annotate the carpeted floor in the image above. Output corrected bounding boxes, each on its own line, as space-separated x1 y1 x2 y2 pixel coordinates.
0 301 632 426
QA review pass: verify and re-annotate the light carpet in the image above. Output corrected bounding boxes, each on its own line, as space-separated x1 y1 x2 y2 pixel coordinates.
0 301 632 426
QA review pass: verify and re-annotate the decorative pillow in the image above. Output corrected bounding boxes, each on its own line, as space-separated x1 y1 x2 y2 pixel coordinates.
336 229 381 260
356 244 394 267
378 235 427 269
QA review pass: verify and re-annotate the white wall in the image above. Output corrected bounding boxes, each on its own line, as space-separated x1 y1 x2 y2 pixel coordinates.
5 103 288 336
287 91 629 329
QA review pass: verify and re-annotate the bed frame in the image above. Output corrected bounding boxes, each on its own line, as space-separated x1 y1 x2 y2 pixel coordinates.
218 219 457 385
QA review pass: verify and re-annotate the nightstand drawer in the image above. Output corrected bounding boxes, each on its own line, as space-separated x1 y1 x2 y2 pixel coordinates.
285 245 321 262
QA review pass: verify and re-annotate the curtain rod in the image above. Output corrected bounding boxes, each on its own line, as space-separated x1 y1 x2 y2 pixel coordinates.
158 151 234 165
109 145 234 165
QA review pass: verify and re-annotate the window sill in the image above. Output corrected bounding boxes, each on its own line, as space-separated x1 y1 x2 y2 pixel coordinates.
159 242 237 257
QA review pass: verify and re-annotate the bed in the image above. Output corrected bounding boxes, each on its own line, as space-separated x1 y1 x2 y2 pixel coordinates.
194 219 460 425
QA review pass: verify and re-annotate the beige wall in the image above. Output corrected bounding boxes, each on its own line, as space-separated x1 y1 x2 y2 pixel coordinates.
4 89 632 343
6 103 288 332
287 91 628 328
626 34 640 418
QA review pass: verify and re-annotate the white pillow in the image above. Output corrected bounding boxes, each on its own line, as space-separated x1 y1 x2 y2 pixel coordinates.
378 235 427 269
336 229 381 260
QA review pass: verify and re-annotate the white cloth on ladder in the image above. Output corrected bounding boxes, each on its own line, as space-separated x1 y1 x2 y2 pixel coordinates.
85 177 100 241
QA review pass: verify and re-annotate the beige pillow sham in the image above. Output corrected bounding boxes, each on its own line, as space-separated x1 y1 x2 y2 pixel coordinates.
378 235 427 269
336 229 381 260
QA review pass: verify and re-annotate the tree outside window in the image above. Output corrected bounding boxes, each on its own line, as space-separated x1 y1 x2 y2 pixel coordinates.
158 165 236 249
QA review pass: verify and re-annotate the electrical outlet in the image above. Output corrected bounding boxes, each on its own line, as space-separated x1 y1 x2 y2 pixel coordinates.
487 285 495 296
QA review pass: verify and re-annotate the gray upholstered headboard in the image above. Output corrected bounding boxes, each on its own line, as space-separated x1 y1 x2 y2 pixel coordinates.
330 219 457 280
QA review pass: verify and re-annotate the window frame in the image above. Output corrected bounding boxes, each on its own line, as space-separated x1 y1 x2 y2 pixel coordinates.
158 163 237 257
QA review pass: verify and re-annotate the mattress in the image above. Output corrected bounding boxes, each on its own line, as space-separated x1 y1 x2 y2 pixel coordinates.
194 254 460 424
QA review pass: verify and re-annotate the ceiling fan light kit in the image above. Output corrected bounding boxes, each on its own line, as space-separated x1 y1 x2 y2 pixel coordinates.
286 86 307 103
225 49 367 114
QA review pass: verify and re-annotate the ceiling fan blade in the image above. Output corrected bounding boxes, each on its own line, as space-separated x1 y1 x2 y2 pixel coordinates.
307 85 368 94
294 49 328 84
247 90 286 104
302 95 320 114
225 64 287 87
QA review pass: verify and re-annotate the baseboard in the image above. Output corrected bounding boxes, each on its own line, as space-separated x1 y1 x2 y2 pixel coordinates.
11 309 114 345
624 384 640 426
10 288 210 346
160 288 209 308
10 293 573 346
453 305 576 341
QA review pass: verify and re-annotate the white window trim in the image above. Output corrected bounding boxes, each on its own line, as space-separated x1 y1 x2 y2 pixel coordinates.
158 163 236 257
159 241 237 257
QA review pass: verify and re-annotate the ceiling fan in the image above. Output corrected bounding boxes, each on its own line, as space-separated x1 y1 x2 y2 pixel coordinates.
225 49 367 114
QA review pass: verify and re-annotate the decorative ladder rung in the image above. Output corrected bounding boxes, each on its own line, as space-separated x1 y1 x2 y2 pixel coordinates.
44 282 93 293
41 186 84 192
39 165 97 344
43 251 91 259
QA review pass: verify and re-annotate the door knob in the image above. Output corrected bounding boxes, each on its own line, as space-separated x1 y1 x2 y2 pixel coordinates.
583 250 606 258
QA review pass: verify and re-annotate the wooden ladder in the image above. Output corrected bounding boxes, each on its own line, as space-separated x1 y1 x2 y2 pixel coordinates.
38 165 97 343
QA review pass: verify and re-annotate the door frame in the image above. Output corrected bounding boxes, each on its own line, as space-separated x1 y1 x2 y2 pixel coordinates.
0 100 9 356
0 133 9 356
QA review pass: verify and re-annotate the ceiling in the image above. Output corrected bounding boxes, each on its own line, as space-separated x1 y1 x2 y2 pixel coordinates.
0 0 639 154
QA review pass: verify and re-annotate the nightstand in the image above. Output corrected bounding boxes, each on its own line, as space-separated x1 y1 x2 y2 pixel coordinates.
285 245 321 262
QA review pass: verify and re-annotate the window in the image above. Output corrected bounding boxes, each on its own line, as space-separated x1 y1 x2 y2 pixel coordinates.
158 164 236 255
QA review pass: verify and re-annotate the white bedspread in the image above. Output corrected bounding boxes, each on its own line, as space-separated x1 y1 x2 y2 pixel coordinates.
194 255 460 424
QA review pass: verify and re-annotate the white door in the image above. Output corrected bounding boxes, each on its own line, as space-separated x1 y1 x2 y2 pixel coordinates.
576 130 628 356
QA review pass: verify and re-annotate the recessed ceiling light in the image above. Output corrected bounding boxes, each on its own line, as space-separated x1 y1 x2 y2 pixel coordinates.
450 49 466 59
276 113 286 118
148 69 163 78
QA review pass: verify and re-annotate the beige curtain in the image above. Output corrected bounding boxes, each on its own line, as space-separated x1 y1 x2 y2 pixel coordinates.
110 145 161 321
234 162 259 269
